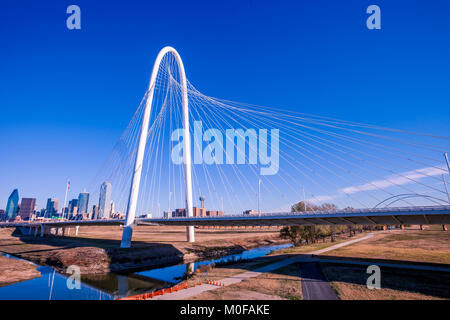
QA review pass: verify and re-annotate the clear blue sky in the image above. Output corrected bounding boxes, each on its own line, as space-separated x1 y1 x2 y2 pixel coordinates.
1 0 450 210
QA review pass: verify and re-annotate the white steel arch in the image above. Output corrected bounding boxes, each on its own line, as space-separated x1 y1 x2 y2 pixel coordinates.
120 46 194 248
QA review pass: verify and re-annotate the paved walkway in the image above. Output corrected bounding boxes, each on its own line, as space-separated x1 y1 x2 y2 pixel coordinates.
149 233 374 300
300 262 339 300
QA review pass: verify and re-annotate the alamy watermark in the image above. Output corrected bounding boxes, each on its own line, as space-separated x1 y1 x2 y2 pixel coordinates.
171 121 280 175
366 265 381 290
66 265 81 290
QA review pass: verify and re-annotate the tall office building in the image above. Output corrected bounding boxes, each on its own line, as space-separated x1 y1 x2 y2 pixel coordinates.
98 181 112 219
91 205 99 220
19 198 36 220
5 189 19 221
45 198 59 218
77 190 89 214
68 199 79 216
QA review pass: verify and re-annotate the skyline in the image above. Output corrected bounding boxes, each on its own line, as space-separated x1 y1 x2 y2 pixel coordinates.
2 1 450 211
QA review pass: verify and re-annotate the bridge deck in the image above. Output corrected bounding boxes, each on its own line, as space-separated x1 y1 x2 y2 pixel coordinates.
1 205 449 228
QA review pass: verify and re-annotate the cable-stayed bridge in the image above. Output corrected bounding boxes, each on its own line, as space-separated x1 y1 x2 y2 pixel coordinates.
3 205 450 239
4 47 450 246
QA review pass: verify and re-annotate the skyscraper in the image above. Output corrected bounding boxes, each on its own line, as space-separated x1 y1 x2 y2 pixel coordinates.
77 190 89 214
19 198 36 220
91 205 99 220
68 199 79 217
98 181 112 219
45 198 59 218
5 189 19 221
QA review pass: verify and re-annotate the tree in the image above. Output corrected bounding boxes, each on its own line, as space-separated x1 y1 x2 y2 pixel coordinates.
280 201 339 246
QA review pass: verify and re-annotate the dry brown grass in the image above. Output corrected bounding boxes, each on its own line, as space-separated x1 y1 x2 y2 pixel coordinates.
189 263 303 300
320 263 449 300
322 227 450 265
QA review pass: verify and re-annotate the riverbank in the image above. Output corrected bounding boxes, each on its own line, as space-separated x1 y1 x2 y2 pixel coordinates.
0 254 41 287
0 226 288 274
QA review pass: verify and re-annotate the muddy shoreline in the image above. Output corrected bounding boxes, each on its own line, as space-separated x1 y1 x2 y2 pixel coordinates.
0 254 41 287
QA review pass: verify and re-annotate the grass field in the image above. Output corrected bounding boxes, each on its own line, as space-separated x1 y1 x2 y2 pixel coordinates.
315 226 450 300
321 263 449 300
319 226 450 265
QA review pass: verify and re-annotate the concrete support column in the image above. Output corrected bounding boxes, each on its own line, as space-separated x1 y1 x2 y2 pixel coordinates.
55 228 59 236
67 227 71 235
34 226 39 237
186 262 195 275
75 226 79 236
443 224 448 231
400 224 405 230
28 226 32 235
420 224 425 230
62 227 66 236
40 226 45 237
382 225 387 230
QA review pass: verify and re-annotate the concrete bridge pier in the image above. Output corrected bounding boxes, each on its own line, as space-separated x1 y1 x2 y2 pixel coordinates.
54 228 59 236
40 226 46 237
186 262 195 275
75 226 79 236
61 227 66 236
34 226 39 237
443 224 448 231
420 225 425 230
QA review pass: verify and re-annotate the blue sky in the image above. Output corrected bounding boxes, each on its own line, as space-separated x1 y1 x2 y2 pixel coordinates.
1 0 450 211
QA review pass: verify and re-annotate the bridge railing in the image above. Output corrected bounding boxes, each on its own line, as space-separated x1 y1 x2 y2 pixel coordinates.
150 205 450 220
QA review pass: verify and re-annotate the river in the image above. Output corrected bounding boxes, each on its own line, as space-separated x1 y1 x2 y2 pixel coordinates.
0 243 291 300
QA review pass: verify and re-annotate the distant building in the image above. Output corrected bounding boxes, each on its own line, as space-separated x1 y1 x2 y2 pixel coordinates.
98 181 112 218
111 211 125 219
19 198 36 220
5 189 19 221
110 201 115 216
243 209 261 215
91 205 99 220
206 210 224 216
173 208 186 217
193 207 206 217
171 208 224 218
68 199 79 217
38 208 46 217
77 191 89 214
45 198 59 218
